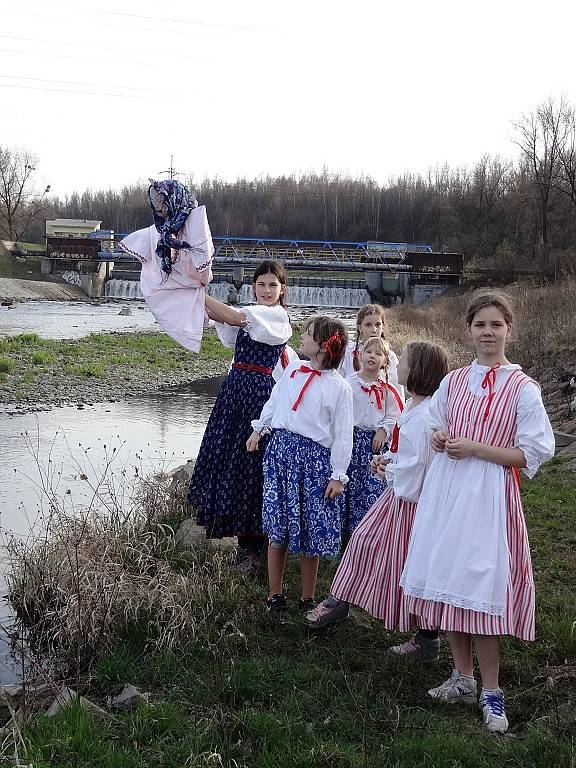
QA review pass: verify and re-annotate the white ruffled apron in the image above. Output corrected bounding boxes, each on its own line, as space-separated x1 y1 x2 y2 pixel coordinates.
401 365 530 617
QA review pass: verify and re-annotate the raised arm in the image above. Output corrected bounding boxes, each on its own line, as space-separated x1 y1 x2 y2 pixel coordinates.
204 295 247 326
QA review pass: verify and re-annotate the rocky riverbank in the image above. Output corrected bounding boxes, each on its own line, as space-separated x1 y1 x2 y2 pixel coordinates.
0 328 232 413
0 277 86 302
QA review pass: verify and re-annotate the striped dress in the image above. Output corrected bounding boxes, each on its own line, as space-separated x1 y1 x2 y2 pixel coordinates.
401 363 555 640
331 398 434 630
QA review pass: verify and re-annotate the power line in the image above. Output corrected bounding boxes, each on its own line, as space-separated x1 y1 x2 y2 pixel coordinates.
0 81 177 101
0 33 201 59
0 73 173 95
0 44 158 68
3 0 274 34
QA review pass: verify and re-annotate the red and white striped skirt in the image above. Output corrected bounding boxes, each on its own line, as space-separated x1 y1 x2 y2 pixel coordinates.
405 480 535 640
331 488 435 631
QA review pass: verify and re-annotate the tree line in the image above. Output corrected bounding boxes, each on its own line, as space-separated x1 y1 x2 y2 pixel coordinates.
3 97 576 273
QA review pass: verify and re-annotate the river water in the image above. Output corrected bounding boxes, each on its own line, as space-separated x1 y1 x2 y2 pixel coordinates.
0 299 358 680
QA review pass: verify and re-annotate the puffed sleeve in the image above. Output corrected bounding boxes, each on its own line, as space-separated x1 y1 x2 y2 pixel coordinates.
242 305 292 345
118 227 152 264
181 206 214 283
515 382 555 478
377 384 404 438
272 344 299 382
338 344 355 378
214 322 240 349
251 374 285 433
428 374 450 432
329 381 354 482
385 415 433 501
387 349 400 387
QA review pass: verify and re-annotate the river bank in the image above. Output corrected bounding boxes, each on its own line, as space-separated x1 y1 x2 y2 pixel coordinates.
7 459 576 767
0 329 232 411
0 276 86 301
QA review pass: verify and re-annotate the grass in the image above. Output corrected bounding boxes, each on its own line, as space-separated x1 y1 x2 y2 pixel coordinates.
0 240 43 279
0 329 233 401
9 463 576 768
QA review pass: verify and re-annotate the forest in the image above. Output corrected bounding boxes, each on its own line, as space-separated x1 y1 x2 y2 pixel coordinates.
2 97 576 273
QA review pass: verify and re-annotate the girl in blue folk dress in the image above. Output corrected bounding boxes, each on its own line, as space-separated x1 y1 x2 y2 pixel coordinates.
247 316 353 620
342 336 404 540
187 260 292 570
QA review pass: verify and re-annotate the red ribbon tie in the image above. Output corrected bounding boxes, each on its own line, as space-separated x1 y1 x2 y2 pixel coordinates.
480 362 500 421
290 365 321 411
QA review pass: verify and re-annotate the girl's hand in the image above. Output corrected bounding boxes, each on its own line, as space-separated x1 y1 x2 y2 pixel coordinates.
431 429 449 452
445 437 477 460
372 428 387 453
246 431 261 452
325 479 345 499
370 454 390 478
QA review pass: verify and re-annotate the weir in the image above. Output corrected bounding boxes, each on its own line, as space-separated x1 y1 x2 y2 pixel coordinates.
44 232 463 305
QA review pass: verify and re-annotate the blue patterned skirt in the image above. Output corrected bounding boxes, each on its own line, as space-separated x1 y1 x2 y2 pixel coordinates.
262 429 344 557
341 427 387 537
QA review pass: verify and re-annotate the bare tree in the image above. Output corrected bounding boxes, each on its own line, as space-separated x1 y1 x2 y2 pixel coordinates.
0 146 50 241
513 97 571 248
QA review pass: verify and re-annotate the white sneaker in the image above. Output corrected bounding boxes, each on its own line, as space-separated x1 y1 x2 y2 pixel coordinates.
479 689 509 733
428 669 477 706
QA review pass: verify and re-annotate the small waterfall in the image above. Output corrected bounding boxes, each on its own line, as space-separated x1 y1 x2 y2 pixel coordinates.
239 284 371 308
104 279 143 299
61 270 82 286
207 282 235 302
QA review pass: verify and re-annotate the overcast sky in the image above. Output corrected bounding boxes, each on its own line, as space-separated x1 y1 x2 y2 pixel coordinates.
1 0 575 196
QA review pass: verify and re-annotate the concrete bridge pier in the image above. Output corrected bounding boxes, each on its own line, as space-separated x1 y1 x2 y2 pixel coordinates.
232 266 245 289
80 262 112 298
364 271 405 306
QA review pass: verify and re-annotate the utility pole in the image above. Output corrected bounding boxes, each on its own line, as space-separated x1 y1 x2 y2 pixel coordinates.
159 154 181 179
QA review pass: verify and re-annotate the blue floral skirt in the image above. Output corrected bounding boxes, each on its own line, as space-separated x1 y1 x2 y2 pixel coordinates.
262 429 343 557
341 427 387 537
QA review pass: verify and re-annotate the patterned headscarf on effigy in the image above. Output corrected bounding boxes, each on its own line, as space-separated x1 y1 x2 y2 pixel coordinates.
147 178 199 279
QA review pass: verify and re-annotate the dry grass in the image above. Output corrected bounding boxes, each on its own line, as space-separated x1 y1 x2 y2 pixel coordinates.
5 471 239 673
387 278 576 430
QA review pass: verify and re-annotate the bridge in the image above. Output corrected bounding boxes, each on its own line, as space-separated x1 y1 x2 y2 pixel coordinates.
42 233 463 304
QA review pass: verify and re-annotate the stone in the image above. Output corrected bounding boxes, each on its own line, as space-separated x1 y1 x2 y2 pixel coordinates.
118 306 132 316
46 686 115 720
107 684 150 710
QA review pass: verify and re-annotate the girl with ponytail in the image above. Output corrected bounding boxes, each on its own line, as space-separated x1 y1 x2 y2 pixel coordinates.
339 304 401 393
247 316 354 620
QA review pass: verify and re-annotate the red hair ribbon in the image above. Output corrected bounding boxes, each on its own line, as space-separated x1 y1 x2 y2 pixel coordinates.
290 365 321 411
389 423 400 453
481 362 500 421
280 348 289 369
324 332 342 361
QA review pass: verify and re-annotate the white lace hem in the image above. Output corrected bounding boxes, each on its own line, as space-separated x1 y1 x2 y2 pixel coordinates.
402 584 506 617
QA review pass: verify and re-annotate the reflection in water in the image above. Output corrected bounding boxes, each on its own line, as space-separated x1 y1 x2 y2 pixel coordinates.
0 388 220 680
0 390 218 538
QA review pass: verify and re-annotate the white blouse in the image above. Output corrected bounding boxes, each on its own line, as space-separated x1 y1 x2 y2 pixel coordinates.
215 304 292 348
429 361 555 478
251 360 354 482
346 372 404 436
119 206 214 352
384 398 434 502
339 341 401 393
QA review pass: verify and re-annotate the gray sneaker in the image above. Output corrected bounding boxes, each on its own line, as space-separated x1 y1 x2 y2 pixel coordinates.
304 596 349 628
388 632 440 664
428 669 477 706
479 689 509 733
